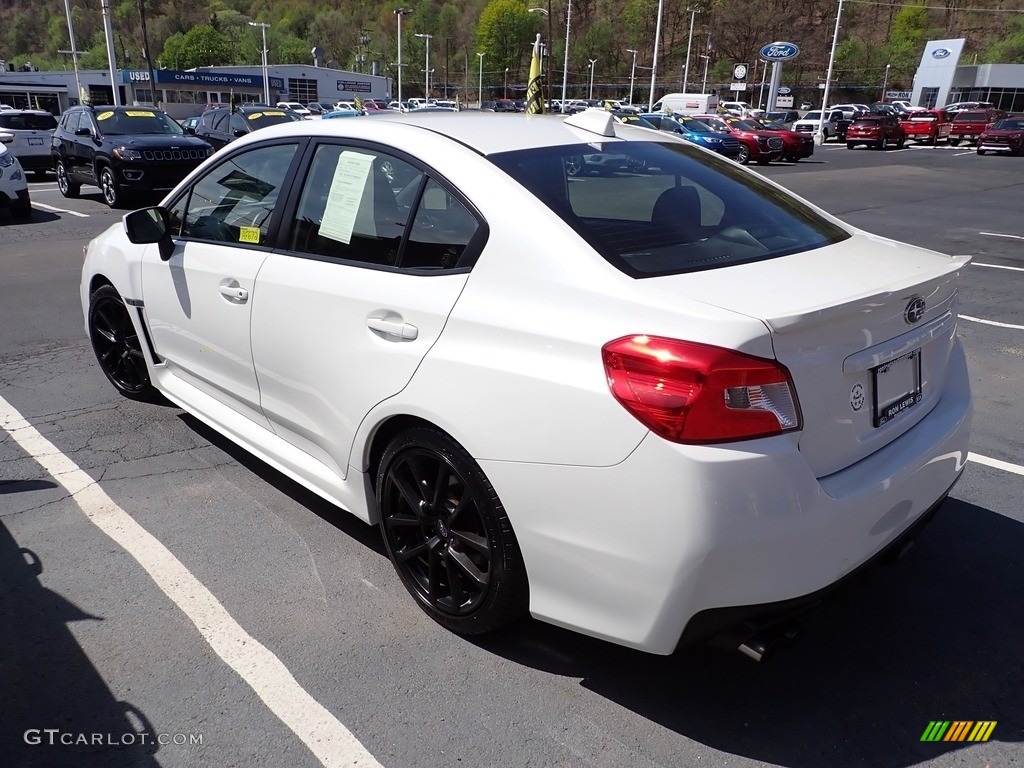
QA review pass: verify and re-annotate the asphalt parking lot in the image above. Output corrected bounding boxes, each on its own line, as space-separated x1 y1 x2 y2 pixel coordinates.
1 137 1021 768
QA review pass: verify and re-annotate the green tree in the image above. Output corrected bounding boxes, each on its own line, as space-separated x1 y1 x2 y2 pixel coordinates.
981 16 1024 64
476 0 535 75
158 24 232 69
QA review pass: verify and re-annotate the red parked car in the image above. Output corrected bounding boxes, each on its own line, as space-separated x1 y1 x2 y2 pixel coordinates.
901 109 953 144
751 117 815 162
845 115 906 150
949 109 1006 146
691 114 785 165
976 115 1024 155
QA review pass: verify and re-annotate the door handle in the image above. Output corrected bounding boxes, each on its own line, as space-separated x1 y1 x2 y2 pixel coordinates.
218 283 248 303
366 316 418 340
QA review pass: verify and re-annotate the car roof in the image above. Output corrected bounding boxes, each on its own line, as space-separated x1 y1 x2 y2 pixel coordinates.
234 110 664 156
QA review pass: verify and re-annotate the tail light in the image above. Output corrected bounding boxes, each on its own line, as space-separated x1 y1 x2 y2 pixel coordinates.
602 335 801 444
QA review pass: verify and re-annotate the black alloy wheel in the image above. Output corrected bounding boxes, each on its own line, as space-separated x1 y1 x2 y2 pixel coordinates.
377 426 528 635
88 285 156 400
565 155 585 176
55 160 80 198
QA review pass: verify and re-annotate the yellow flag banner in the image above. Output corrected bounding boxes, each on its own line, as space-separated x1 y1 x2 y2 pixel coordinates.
525 33 545 114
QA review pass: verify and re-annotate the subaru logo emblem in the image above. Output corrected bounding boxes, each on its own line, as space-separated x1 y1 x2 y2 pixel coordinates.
932 48 952 59
905 297 926 324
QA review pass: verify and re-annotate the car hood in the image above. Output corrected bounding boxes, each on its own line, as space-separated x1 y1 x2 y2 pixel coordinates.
105 134 211 149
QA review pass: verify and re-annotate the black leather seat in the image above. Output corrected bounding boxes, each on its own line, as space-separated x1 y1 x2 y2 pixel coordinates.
650 186 702 243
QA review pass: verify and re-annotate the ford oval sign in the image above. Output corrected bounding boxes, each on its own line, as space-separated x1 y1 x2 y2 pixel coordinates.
760 42 800 62
932 48 952 59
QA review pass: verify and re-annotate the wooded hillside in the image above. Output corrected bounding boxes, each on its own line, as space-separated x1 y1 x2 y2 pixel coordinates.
3 0 1024 101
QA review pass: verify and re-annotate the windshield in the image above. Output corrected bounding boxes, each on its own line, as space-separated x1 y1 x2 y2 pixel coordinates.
488 140 849 278
0 112 58 130
244 110 304 129
802 111 822 120
678 118 713 133
731 119 763 131
991 118 1024 130
954 111 989 122
96 109 183 135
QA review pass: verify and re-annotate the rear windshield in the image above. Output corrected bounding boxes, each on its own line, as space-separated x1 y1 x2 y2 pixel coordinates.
244 110 304 129
0 112 58 130
954 111 990 122
97 109 183 135
488 140 850 278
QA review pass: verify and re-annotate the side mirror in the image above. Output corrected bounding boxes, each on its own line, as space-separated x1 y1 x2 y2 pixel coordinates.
234 129 247 138
124 206 174 261
75 128 92 136
184 126 196 135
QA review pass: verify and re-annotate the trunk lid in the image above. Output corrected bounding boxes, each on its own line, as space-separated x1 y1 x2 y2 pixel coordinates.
641 233 969 477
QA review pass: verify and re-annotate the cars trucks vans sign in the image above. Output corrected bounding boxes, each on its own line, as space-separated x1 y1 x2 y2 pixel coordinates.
759 43 800 62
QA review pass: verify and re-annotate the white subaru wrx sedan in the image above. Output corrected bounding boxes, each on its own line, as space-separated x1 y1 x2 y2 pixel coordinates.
80 110 972 656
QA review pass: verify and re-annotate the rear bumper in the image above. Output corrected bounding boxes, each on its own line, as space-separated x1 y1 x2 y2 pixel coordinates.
481 339 972 655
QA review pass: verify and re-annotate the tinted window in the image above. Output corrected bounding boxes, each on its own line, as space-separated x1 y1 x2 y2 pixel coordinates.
0 113 57 130
992 118 1024 130
489 141 850 277
290 144 422 267
954 111 988 122
229 113 248 134
403 178 480 270
167 143 299 245
96 108 183 135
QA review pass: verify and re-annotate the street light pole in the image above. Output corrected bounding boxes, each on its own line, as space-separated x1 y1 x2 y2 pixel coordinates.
700 54 710 94
626 48 638 106
818 0 844 143
477 52 485 107
394 9 410 106
562 0 572 108
248 21 270 105
647 0 664 112
504 67 509 99
683 7 698 93
588 57 597 100
880 62 891 102
61 0 84 106
414 33 432 97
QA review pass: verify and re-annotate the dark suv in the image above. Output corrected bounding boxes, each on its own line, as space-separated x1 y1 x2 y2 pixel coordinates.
193 105 304 150
51 105 213 207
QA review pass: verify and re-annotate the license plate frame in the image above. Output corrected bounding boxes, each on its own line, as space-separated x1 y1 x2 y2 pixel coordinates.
27 137 44 146
872 348 922 427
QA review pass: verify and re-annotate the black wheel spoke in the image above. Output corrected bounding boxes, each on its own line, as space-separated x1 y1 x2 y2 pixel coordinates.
391 467 426 514
384 511 423 529
450 528 489 556
445 552 466 608
396 540 428 562
448 548 488 588
426 545 443 605
430 461 449 509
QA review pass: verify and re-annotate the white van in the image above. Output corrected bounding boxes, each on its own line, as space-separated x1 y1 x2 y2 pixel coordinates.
650 92 719 115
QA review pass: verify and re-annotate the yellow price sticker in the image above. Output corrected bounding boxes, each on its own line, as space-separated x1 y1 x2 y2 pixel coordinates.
125 110 156 117
248 112 263 120
97 111 115 120
239 227 261 244
264 111 286 116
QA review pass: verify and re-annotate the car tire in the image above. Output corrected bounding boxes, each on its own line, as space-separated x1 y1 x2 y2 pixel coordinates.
878 136 887 150
10 198 31 220
846 141 856 150
949 138 960 146
736 145 751 164
99 165 123 208
565 155 585 176
376 425 529 636
55 160 80 198
88 284 158 401
977 148 986 155
625 156 647 174
897 135 905 149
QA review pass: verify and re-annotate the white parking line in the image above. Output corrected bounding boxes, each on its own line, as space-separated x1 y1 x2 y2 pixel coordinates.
32 202 90 218
979 231 1024 241
0 393 383 768
961 314 1024 331
969 452 1024 477
973 262 1024 272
